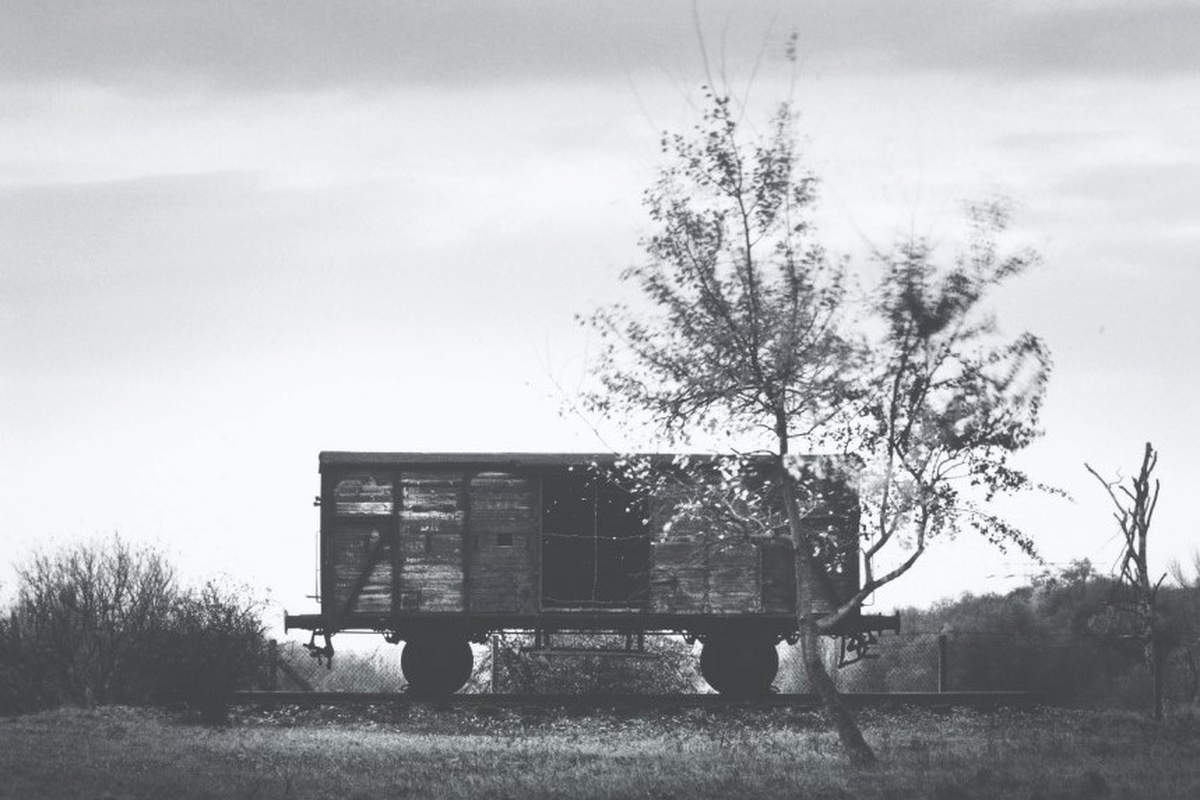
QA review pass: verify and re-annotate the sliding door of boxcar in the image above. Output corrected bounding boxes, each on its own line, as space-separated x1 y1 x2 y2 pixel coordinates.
467 472 537 614
397 472 466 612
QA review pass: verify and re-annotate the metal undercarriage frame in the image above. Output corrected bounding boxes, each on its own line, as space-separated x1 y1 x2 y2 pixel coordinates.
286 610 901 666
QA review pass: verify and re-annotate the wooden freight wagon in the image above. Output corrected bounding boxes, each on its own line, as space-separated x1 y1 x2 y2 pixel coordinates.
284 452 899 695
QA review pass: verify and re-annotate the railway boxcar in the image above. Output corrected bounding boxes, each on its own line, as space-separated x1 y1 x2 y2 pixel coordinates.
284 451 898 695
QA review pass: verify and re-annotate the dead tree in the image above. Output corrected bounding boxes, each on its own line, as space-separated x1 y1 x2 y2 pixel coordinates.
1086 442 1167 719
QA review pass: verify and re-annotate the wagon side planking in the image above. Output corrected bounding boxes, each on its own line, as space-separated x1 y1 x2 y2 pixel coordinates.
284 451 899 695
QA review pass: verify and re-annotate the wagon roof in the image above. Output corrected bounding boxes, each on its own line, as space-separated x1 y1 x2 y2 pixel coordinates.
319 451 859 472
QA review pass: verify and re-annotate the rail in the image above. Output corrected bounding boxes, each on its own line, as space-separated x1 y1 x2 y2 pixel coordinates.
232 690 1041 709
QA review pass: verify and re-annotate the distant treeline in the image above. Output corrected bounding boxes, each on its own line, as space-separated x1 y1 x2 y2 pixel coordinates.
832 560 1200 708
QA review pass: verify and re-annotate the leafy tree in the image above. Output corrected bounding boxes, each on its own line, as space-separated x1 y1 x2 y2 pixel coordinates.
582 89 1051 764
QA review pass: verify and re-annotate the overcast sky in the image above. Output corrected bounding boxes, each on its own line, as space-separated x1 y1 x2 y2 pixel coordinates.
2 1 1198 624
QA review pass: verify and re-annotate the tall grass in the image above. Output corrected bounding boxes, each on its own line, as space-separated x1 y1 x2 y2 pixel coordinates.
3 704 1199 799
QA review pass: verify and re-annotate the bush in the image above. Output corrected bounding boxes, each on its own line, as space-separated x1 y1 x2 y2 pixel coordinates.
0 611 47 714
0 537 175 712
818 560 1198 710
134 581 266 723
0 537 267 720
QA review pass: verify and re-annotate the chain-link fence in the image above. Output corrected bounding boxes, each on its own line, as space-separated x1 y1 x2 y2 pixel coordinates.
256 631 1200 709
257 633 694 695
775 632 942 694
780 630 1200 709
259 639 409 693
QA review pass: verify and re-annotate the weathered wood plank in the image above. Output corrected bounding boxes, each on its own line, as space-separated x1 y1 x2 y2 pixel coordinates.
470 551 536 612
470 472 536 533
398 472 466 611
649 541 708 613
328 518 394 615
401 472 462 513
469 472 536 613
398 560 463 611
336 501 393 515
352 558 392 613
334 475 394 515
759 537 796 613
708 541 761 613
649 538 769 614
400 515 463 557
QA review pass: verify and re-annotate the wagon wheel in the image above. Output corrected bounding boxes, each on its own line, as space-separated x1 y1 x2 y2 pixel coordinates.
700 635 778 696
401 635 473 696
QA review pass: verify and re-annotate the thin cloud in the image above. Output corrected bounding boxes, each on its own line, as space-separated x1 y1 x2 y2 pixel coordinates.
902 2 1200 78
1044 161 1200 234
2 1 1197 92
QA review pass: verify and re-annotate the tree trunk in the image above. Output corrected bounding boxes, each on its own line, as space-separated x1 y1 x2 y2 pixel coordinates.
799 617 877 766
1151 639 1165 721
774 431 876 766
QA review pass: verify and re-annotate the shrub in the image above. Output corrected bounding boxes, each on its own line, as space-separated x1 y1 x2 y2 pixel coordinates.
134 580 266 723
0 537 267 721
0 536 175 713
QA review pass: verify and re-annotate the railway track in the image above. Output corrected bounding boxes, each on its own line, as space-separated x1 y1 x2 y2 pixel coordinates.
233 690 1041 710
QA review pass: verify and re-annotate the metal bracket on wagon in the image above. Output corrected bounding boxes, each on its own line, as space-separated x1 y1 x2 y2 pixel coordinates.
304 631 334 668
836 630 881 668
826 611 901 637
833 612 901 668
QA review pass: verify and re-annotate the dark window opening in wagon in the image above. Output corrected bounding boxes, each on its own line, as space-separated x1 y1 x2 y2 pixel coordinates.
540 470 649 608
496 532 513 547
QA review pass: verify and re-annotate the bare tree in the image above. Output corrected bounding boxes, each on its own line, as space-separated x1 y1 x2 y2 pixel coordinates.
1086 442 1170 719
1167 549 1200 591
10 535 176 706
3 536 268 719
583 90 1052 764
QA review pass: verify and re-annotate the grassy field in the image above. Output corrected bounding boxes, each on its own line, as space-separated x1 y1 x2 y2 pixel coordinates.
2 702 1199 799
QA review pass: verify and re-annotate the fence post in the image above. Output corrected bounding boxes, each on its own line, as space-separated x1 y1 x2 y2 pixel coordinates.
490 635 498 694
937 633 948 693
268 639 279 691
